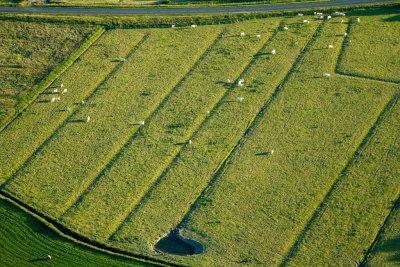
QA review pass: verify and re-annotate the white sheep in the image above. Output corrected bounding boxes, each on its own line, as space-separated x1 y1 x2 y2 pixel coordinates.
171 24 176 28
319 15 324 20
326 15 332 20
86 116 91 123
81 100 85 104
271 149 274 154
51 97 56 102
46 255 52 260
328 44 334 49
283 25 289 31
341 19 344 23
298 13 304 16
191 24 197 28
271 49 276 55
52 88 58 93
344 32 348 37
139 121 145 126
303 19 310 24
60 83 64 88
323 73 331 78
237 79 244 87
188 139 193 145
256 34 261 38
62 88 68 94
206 110 210 115
357 17 360 23
236 96 244 102
240 32 245 37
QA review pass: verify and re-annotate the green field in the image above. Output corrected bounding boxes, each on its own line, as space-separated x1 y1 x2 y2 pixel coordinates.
0 7 399 266
0 20 92 127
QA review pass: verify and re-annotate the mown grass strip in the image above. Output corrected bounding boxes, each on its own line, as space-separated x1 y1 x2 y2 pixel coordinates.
4 27 220 219
176 18 398 266
60 19 281 242
0 29 141 184
111 19 319 255
60 28 225 218
281 93 400 266
0 24 100 132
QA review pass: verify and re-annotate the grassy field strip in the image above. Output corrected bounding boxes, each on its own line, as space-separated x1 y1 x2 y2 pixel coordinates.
283 93 400 266
174 18 399 266
364 195 400 266
0 29 139 184
336 10 400 83
60 19 281 242
110 19 319 255
3 27 220 219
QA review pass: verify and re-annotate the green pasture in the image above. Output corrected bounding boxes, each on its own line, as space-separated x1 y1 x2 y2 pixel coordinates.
0 20 92 127
0 7 399 267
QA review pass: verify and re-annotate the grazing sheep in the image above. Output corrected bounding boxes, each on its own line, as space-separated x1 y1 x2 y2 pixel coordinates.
86 116 91 123
191 24 197 28
139 121 145 126
227 78 231 83
271 149 274 154
188 139 193 145
323 73 331 78
236 96 244 102
333 11 346 16
326 15 332 20
297 13 304 16
51 97 56 102
206 110 210 115
81 100 85 104
344 32 348 37
328 44 334 49
171 24 176 28
256 34 261 38
52 88 58 93
62 88 68 94
271 49 276 55
237 79 244 87
46 255 52 260
283 25 289 31
341 19 344 23
319 15 324 20
240 32 245 37
303 19 310 24
60 83 64 88
357 17 360 22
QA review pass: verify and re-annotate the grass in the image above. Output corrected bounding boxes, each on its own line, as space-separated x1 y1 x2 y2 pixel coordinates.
0 29 141 184
366 197 400 266
3 26 219 218
0 20 93 128
337 8 400 83
60 18 281 242
111 17 318 257
0 7 399 266
0 197 151 267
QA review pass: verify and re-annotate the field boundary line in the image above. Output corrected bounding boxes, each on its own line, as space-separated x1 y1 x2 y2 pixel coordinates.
59 29 225 218
0 33 149 190
174 21 325 234
360 194 400 266
334 19 399 85
0 191 178 267
107 21 285 241
0 27 105 133
279 92 400 266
